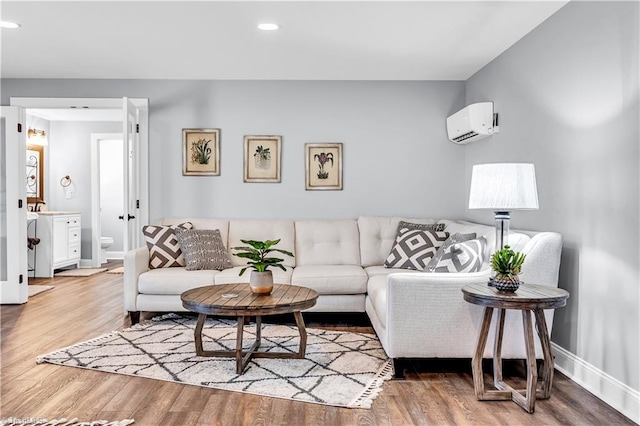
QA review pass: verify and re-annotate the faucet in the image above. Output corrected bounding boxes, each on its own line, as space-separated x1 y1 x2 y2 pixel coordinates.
34 201 46 212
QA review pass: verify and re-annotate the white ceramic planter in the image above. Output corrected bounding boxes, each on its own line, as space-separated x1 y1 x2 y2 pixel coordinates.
250 270 274 294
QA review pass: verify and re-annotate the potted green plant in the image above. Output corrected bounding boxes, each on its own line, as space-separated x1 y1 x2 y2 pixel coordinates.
490 245 526 292
232 239 294 294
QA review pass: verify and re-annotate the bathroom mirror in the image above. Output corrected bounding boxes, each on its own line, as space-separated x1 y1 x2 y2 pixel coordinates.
26 144 44 204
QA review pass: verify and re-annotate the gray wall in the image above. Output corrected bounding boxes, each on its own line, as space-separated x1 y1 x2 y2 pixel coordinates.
465 1 639 390
48 121 121 256
2 80 467 254
100 138 124 253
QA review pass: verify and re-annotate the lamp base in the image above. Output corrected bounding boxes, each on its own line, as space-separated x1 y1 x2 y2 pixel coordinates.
494 210 511 252
489 211 511 287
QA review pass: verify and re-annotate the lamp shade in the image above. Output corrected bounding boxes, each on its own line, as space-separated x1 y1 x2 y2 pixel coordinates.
468 163 539 210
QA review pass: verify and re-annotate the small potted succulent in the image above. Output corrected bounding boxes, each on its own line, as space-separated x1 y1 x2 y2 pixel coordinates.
490 245 526 292
232 239 294 294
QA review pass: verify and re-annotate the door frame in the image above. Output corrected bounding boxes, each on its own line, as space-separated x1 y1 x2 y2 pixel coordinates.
0 106 28 303
90 133 124 267
9 97 149 266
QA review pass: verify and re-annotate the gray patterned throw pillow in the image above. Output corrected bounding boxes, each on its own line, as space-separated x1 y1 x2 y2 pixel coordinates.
425 232 477 272
384 227 450 271
429 237 487 273
175 229 233 271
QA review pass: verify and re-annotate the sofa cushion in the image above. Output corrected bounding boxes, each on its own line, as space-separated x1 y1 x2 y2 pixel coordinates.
138 268 218 294
175 229 233 271
385 228 449 270
429 237 487 273
228 220 295 267
364 265 420 277
214 266 293 285
358 216 441 267
142 222 193 269
295 220 361 266
291 265 367 294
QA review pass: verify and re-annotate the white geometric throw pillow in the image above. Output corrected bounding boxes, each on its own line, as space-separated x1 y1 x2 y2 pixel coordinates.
425 232 477 272
429 237 487 273
384 229 450 271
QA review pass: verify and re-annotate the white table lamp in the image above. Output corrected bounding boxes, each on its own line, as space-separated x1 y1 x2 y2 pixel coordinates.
468 163 539 251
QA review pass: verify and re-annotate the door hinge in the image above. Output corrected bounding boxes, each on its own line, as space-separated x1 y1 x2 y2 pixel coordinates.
17 123 22 132
136 199 140 209
18 199 23 208
19 274 23 284
136 124 139 133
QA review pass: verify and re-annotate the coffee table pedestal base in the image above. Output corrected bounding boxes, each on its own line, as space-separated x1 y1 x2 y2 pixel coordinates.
194 311 308 374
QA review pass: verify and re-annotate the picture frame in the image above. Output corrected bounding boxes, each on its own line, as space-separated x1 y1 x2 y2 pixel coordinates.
244 135 282 183
182 128 220 176
305 143 343 190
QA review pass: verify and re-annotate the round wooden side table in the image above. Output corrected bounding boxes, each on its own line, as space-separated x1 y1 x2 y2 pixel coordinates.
462 282 569 413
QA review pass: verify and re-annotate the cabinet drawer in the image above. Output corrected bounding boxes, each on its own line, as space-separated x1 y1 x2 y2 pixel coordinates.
68 244 81 260
68 217 81 227
68 227 81 243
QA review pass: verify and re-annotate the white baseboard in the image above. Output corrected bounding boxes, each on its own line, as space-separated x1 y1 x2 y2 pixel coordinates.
106 251 124 260
79 259 92 268
552 342 640 423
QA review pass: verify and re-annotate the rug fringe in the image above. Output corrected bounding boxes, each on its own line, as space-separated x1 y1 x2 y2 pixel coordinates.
348 359 393 409
36 313 182 363
36 331 121 364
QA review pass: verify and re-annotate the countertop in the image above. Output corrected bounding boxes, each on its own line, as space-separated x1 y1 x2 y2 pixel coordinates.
35 211 81 216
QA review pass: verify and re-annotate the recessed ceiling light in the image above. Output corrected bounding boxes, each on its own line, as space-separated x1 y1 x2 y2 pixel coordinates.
1 21 21 29
258 23 279 31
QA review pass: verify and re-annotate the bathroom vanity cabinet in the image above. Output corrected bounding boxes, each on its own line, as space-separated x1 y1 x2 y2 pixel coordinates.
32 212 81 277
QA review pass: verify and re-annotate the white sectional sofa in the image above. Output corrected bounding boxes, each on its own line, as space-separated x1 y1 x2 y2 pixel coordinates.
124 216 562 377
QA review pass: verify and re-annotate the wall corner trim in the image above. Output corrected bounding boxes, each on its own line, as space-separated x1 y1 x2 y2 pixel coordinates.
552 342 640 423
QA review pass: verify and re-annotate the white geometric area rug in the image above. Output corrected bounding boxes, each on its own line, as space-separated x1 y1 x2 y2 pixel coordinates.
37 314 392 409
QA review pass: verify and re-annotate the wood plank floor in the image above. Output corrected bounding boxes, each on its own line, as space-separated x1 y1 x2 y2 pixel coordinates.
1 262 633 425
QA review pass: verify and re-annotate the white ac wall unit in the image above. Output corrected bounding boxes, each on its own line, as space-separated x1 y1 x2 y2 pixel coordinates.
446 102 498 144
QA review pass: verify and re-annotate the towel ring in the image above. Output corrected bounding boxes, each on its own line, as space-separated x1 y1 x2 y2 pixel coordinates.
60 175 72 187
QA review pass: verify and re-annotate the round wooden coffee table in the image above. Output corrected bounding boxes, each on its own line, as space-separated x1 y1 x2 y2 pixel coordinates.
181 283 318 374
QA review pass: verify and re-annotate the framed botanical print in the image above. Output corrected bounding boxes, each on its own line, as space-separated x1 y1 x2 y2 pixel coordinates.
305 143 343 190
182 128 220 176
244 135 282 183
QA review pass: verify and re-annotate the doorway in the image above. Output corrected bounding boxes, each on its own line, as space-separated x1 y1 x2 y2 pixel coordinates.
91 133 124 266
9 97 148 268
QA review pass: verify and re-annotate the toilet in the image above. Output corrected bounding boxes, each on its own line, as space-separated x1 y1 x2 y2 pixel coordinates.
100 236 114 264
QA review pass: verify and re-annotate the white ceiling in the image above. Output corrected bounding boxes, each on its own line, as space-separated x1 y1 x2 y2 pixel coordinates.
1 1 568 81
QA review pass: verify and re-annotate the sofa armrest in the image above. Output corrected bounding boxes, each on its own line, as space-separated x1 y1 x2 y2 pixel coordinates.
384 270 492 358
124 247 150 312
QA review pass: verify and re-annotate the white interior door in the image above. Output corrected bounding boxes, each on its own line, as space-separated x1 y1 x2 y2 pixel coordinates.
122 97 139 252
0 106 28 304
